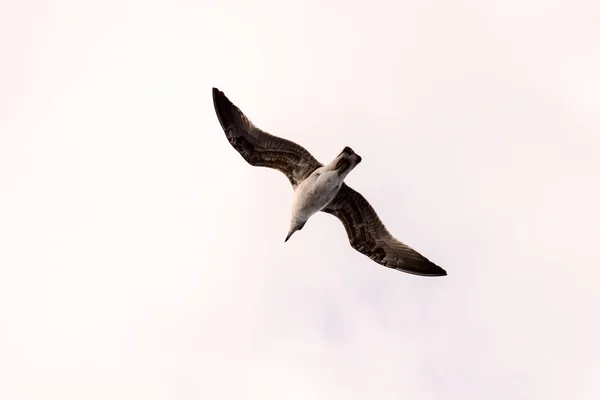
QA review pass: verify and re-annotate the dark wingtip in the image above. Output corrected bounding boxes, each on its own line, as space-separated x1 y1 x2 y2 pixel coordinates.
212 87 236 132
397 261 447 277
212 87 225 111
428 264 448 277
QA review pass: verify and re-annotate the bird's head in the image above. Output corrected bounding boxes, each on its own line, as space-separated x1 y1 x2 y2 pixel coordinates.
284 219 306 243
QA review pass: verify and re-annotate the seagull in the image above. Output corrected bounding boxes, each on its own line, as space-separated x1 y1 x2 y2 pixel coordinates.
212 88 446 277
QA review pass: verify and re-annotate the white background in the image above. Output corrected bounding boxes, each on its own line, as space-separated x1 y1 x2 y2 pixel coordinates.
1 0 599 398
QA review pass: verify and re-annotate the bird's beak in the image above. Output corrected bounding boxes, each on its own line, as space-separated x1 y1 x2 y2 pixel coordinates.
284 230 294 242
285 221 305 242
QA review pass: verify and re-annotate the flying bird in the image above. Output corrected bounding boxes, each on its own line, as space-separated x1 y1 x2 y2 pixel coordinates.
212 88 446 277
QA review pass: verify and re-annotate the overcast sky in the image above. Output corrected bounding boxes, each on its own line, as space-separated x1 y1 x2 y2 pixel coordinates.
1 0 599 399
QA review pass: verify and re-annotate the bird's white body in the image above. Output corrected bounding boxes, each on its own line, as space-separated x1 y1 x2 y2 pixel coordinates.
290 167 344 224
285 148 362 240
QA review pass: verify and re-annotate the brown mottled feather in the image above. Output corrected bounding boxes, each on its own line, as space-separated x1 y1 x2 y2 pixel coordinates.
212 88 322 187
323 184 446 276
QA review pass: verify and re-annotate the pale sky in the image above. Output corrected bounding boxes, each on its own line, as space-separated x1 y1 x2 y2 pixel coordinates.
1 0 599 399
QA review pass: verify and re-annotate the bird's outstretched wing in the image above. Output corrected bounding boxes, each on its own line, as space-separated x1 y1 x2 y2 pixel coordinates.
322 184 447 276
212 88 322 187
